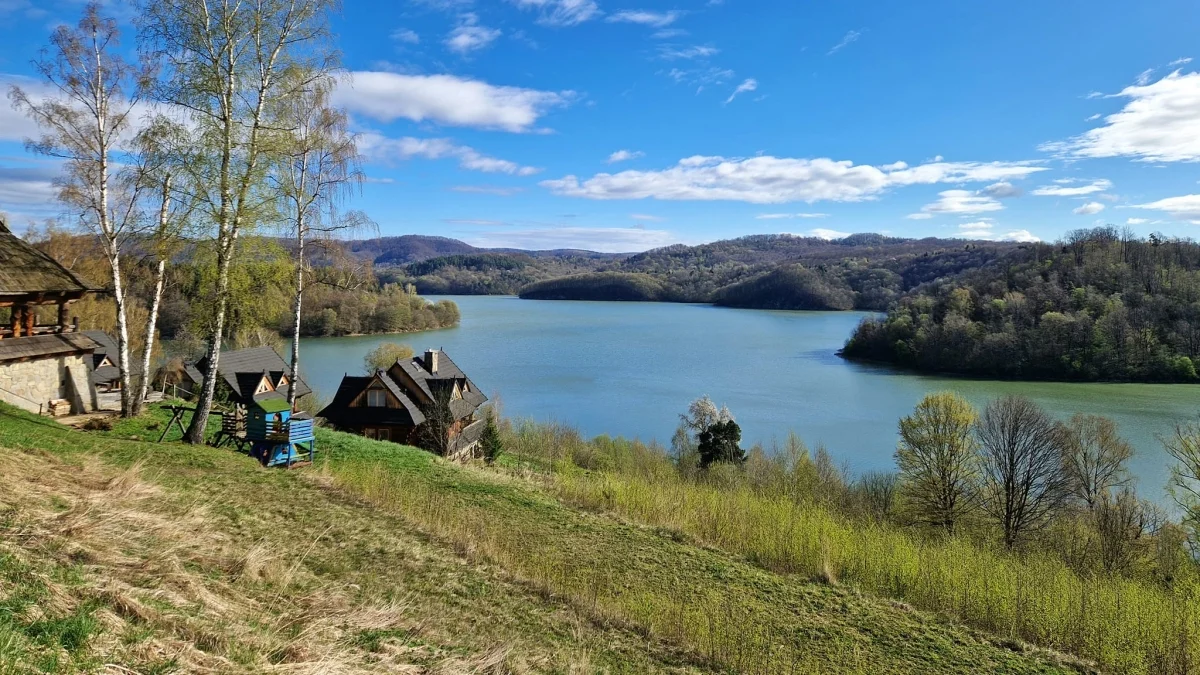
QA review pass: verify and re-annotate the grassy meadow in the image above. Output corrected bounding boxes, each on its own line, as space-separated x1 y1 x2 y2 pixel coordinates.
0 401 1084 673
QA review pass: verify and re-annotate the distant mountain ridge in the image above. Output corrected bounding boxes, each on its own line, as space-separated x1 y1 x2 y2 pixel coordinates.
362 232 1028 310
344 234 628 266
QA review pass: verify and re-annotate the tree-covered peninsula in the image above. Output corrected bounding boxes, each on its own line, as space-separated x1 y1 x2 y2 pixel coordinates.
842 226 1200 382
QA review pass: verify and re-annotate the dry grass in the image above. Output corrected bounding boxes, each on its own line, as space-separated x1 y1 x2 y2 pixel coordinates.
0 404 716 674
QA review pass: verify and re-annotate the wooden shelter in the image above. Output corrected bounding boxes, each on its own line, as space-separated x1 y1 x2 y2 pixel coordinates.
0 217 101 414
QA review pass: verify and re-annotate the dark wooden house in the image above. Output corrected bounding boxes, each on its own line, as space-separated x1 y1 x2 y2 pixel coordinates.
82 330 125 392
0 217 101 414
319 349 488 457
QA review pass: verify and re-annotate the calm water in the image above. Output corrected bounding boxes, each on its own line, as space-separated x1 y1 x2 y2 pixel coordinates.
301 295 1200 502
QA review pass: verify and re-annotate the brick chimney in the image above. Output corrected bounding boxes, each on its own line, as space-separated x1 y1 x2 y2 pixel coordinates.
425 349 439 374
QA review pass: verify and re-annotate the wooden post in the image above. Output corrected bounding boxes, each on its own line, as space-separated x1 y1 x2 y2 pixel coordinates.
11 306 21 338
24 305 35 337
57 303 68 333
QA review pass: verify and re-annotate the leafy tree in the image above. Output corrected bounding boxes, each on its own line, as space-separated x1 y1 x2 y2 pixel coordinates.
362 343 414 374
480 410 503 465
9 3 152 417
896 392 979 534
138 0 340 442
975 396 1070 548
1058 414 1133 510
698 419 744 468
271 73 370 408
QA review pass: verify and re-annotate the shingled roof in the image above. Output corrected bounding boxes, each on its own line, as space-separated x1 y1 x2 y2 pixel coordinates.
0 219 95 297
319 349 487 430
318 374 426 428
0 333 98 363
195 346 312 404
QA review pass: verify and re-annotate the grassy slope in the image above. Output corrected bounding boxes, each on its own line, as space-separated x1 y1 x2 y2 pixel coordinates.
0 404 1081 674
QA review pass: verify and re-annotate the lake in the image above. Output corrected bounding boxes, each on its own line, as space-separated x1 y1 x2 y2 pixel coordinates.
301 295 1200 502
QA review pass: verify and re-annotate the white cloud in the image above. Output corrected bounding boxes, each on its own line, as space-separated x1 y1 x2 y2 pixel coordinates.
1001 229 1040 243
335 72 573 132
391 28 420 44
512 0 600 26
607 149 645 163
809 228 850 240
445 14 500 54
1041 71 1200 162
1126 217 1149 225
1136 68 1155 86
1133 194 1200 221
905 213 933 220
954 221 1040 242
827 30 861 55
755 212 829 219
724 78 758 105
1073 201 1106 215
665 66 735 88
652 28 688 39
1170 57 1194 67
981 181 1023 198
913 189 1003 216
631 213 665 221
465 226 676 252
541 156 1045 204
1031 178 1113 197
606 10 682 27
450 185 525 196
358 133 541 176
658 44 719 60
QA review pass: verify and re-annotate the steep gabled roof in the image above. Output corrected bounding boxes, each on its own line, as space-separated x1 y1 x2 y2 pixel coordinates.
0 219 95 296
318 372 425 427
392 350 487 417
196 346 312 403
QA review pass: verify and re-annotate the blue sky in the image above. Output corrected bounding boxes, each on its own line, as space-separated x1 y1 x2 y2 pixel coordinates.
3 0 1200 251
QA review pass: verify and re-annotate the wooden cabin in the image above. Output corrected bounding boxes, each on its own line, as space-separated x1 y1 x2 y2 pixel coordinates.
82 330 132 392
245 394 315 467
186 346 314 448
319 349 488 457
0 217 101 414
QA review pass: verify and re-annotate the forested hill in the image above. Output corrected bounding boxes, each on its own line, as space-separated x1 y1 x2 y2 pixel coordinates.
841 227 1200 382
377 232 1027 309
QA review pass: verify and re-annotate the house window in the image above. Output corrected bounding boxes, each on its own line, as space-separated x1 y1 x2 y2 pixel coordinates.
376 428 390 442
367 389 386 407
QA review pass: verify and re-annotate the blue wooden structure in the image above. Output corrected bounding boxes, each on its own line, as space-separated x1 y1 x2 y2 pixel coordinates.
246 395 315 467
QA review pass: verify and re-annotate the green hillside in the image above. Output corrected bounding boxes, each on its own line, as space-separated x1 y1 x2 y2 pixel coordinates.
0 404 1084 674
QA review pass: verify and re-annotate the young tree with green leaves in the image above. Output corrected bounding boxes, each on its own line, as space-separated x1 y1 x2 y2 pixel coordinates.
362 342 414 374
137 0 340 442
480 409 503 465
271 74 368 408
9 3 152 417
896 392 979 534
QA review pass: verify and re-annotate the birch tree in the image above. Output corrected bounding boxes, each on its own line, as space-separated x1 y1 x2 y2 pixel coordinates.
271 76 365 408
137 0 338 443
129 116 195 414
8 3 151 417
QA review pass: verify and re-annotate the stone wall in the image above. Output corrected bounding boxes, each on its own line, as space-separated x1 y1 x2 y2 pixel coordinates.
0 354 97 414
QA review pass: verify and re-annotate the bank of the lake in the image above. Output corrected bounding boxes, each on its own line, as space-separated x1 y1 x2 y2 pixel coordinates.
299 295 1200 503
